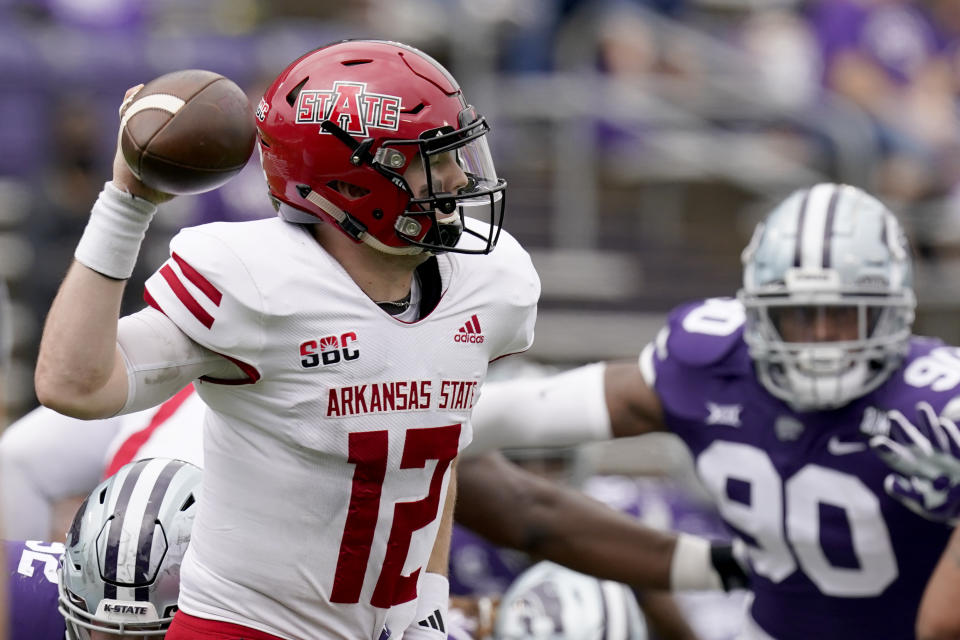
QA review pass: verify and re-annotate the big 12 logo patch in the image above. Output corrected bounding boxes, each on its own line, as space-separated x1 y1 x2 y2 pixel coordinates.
300 332 359 368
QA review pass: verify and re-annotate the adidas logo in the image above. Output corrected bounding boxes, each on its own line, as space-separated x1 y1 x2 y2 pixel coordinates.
454 314 485 343
417 609 445 634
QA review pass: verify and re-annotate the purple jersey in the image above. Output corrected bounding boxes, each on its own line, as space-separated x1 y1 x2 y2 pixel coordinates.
645 298 955 639
448 524 531 597
5 540 65 640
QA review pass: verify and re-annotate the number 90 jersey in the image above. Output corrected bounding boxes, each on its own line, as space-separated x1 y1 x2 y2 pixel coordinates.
640 298 954 640
5 540 64 640
143 218 539 640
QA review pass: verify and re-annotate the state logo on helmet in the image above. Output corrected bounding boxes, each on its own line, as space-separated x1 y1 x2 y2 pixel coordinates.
738 183 916 410
257 39 507 255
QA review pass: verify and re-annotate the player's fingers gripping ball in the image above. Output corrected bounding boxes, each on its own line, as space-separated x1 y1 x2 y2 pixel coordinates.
118 83 145 117
111 83 175 204
119 69 256 195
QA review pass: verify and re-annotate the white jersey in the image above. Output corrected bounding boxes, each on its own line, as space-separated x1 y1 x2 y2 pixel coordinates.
0 389 204 541
104 385 206 475
143 218 539 640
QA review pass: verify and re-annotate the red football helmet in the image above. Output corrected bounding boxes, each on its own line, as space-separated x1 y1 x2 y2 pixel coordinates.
257 40 506 255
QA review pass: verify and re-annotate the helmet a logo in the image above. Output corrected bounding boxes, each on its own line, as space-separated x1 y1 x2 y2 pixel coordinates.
295 81 402 136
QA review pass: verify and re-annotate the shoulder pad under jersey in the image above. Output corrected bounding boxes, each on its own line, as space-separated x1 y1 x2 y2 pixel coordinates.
454 226 540 303
660 298 747 369
143 221 272 383
452 226 540 361
884 336 960 417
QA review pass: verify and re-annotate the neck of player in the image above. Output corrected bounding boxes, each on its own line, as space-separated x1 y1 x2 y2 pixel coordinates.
310 221 429 306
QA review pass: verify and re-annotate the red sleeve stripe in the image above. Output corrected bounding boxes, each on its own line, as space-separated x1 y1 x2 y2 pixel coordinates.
159 265 215 329
103 384 197 478
143 288 162 313
172 252 222 305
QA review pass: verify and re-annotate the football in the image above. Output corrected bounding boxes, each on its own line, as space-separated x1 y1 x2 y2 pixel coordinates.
119 69 256 195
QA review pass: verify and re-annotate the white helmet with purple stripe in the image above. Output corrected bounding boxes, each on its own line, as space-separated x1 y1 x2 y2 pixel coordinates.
58 458 201 639
739 183 915 410
493 561 648 639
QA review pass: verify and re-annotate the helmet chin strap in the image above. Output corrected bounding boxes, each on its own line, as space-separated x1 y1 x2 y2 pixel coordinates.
278 197 426 256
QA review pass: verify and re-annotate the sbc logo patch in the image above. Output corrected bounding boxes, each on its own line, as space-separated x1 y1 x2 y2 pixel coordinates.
300 332 359 368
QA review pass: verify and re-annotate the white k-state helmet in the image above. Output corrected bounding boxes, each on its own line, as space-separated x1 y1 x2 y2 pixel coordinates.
58 458 202 639
738 183 915 410
493 562 648 640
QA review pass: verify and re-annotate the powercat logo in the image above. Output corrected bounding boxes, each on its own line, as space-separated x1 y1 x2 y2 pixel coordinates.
294 81 402 136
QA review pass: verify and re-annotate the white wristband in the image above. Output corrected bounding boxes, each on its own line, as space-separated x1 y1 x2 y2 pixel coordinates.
670 533 722 591
404 572 450 638
74 181 158 280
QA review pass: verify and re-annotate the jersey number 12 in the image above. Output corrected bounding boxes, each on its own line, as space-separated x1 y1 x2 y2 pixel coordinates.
331 424 461 607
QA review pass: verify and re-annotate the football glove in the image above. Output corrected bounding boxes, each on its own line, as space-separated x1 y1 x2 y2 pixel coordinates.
710 539 750 591
868 401 960 525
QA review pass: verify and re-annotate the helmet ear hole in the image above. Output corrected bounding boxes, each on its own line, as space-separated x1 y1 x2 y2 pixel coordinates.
330 181 370 200
65 588 88 611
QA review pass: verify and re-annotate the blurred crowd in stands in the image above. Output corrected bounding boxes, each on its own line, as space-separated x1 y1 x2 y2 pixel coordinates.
5 0 960 421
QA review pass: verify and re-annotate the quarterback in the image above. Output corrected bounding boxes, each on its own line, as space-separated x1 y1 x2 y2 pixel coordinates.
34 40 539 640
470 183 955 639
